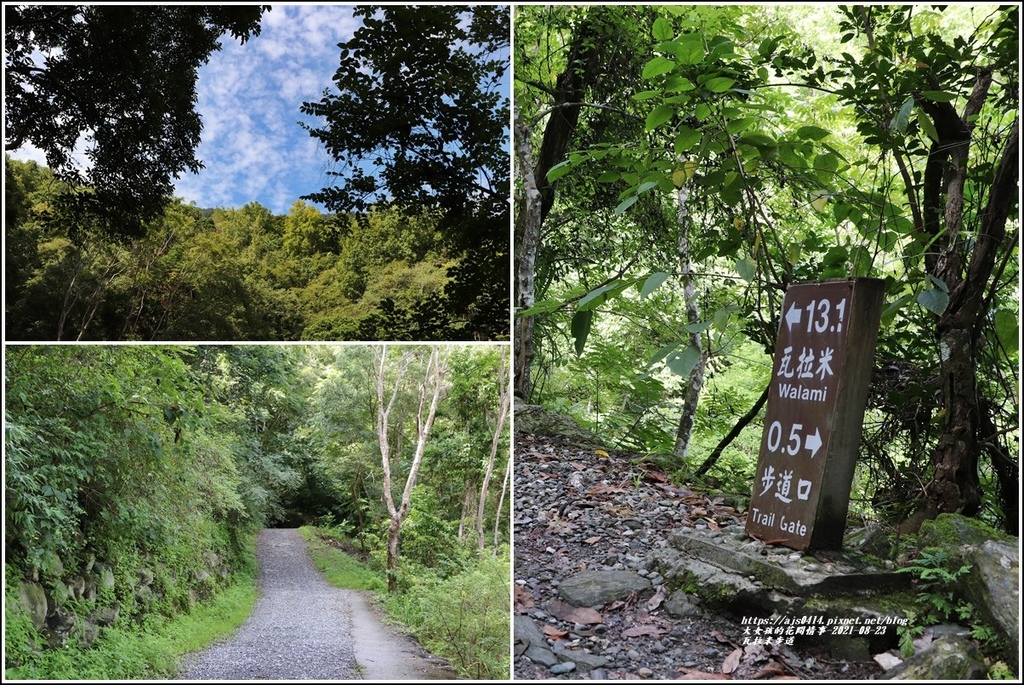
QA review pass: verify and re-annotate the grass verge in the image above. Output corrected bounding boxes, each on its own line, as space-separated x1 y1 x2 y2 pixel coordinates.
299 525 510 679
4 572 258 680
298 526 385 591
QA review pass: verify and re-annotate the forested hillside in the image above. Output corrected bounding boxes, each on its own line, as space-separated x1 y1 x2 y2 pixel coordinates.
5 157 504 341
514 5 1018 534
5 344 510 678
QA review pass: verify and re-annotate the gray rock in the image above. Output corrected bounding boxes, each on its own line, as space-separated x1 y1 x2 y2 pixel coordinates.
878 635 987 680
968 539 1018 671
549 661 576 675
558 570 650 607
68 575 86 599
94 562 115 590
17 580 48 630
514 615 548 651
663 589 701 618
44 606 77 649
74 618 100 647
514 615 558 666
92 604 120 627
137 567 154 587
558 649 608 671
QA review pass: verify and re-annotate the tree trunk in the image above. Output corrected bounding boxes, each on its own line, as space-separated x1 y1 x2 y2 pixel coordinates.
376 345 449 592
492 449 512 550
513 11 606 399
926 122 1018 517
477 347 509 551
672 183 707 462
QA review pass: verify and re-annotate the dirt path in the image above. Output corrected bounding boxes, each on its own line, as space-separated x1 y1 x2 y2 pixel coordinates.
178 528 457 680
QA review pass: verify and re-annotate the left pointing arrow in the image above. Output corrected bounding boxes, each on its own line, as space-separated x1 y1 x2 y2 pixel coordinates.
785 303 802 330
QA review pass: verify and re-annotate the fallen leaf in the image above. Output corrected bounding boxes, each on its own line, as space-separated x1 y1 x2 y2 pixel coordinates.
705 518 722 531
622 624 667 638
691 507 708 517
711 630 739 648
646 584 668 611
514 585 535 611
750 662 787 679
721 647 743 674
547 599 603 625
584 536 603 544
542 625 568 639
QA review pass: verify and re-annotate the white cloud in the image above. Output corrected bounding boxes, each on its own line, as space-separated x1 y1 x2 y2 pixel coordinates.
175 5 360 213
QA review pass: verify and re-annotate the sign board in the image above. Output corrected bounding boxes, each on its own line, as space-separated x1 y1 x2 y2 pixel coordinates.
745 278 885 551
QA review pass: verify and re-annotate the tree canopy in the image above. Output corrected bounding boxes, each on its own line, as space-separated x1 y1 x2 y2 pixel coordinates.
514 5 1018 533
4 5 268 236
301 4 511 340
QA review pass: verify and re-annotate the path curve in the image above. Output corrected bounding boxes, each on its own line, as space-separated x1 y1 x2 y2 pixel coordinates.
179 528 456 680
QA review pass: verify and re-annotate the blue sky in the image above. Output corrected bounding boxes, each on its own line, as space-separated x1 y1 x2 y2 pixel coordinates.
8 5 510 217
174 5 362 214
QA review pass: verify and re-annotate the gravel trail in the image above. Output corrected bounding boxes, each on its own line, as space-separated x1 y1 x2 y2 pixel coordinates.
179 528 456 680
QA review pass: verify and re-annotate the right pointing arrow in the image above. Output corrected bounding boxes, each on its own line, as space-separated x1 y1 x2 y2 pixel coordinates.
785 303 802 330
805 428 822 458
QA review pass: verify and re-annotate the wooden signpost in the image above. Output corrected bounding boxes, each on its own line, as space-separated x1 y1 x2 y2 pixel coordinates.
745 278 885 551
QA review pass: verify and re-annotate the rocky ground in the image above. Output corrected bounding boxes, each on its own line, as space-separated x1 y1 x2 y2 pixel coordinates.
513 432 885 680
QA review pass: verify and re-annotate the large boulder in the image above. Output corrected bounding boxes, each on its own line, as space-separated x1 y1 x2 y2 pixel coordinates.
879 635 987 680
17 580 48 630
558 569 650 608
514 404 605 447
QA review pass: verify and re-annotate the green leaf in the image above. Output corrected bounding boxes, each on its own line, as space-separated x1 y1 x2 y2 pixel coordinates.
652 17 673 41
704 76 735 93
546 160 573 183
571 309 594 356
735 258 756 282
664 75 695 93
646 104 675 131
994 310 1018 353
578 282 620 311
674 126 701 154
642 56 676 80
614 195 638 215
796 125 830 141
666 345 702 377
919 114 939 142
640 272 668 298
928 274 949 293
921 90 957 103
918 288 949 315
892 96 915 135
517 298 564 318
671 34 705 64
684 320 713 334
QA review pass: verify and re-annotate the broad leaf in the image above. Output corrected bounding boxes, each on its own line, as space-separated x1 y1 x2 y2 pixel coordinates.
642 56 676 80
796 125 830 141
571 309 594 356
735 258 756 282
674 126 701 153
704 76 735 93
666 345 702 377
614 195 638 215
891 96 915 135
671 34 705 65
546 160 574 183
918 288 949 315
652 17 673 41
646 104 675 131
994 309 1018 353
640 272 668 298
921 90 957 103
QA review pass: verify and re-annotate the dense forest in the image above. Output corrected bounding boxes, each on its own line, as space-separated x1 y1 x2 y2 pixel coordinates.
514 5 1018 534
4 5 510 342
4 344 510 678
5 157 499 341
